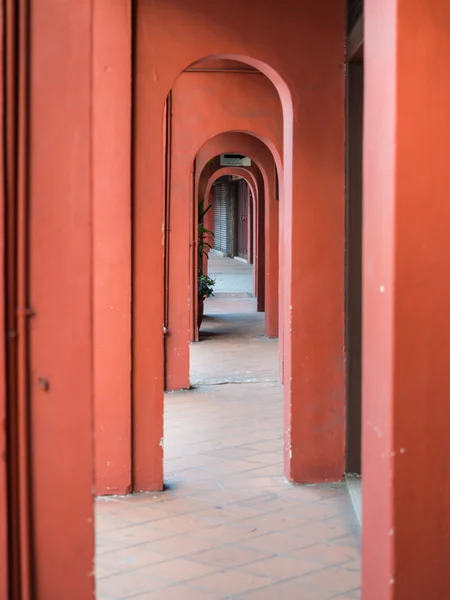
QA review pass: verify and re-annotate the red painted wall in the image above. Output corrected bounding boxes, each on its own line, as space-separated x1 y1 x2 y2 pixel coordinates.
363 1 450 598
93 0 132 496
134 0 346 489
165 70 282 390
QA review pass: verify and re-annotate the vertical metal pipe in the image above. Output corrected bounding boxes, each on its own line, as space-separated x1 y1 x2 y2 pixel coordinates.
4 0 32 597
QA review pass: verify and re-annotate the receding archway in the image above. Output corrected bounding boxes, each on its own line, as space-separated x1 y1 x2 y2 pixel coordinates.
195 132 281 340
161 65 283 393
132 4 345 491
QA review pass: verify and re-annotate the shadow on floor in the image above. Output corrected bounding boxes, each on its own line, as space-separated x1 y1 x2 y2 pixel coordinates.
191 298 278 386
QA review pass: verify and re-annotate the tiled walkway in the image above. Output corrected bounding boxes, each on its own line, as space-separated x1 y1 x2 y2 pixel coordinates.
190 297 278 385
208 252 254 295
96 295 361 600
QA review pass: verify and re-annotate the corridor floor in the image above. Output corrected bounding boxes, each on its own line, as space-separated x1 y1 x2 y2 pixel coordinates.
208 252 254 295
190 297 278 386
96 295 361 600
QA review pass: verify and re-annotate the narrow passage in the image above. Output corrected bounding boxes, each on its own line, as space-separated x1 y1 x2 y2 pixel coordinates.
96 259 361 599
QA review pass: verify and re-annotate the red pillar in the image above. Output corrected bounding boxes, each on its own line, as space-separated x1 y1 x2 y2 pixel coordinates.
285 75 345 481
278 204 284 382
28 0 95 597
362 1 450 598
93 0 132 496
256 181 265 312
247 185 252 263
165 160 191 391
253 193 259 299
164 85 193 390
265 166 278 338
132 0 164 491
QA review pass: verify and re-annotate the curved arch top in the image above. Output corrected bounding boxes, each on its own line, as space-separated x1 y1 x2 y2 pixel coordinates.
195 130 282 185
202 166 259 211
183 54 293 125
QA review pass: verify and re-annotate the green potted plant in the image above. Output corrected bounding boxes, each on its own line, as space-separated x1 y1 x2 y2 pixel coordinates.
198 200 215 329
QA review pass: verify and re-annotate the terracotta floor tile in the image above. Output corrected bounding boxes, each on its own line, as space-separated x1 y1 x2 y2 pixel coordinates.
190 489 263 505
289 520 356 543
235 495 301 511
236 509 309 533
289 502 350 521
136 534 220 559
96 538 123 556
194 504 264 524
238 531 314 554
291 543 360 566
189 522 265 544
129 557 220 583
242 441 283 453
242 554 323 580
205 447 264 460
95 516 130 533
133 585 221 599
156 497 217 514
96 570 169 598
95 292 360 600
190 545 271 568
241 465 285 477
100 524 174 548
97 501 172 524
244 452 284 466
193 569 273 596
94 563 116 579
343 558 361 571
238 580 331 599
150 513 221 534
294 566 361 595
329 534 361 548
97 547 167 573
332 590 361 600
218 475 287 491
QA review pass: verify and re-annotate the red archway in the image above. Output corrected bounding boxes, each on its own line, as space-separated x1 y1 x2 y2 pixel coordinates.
133 22 345 489
166 164 260 388
162 74 282 392
196 132 280 340
109 2 344 496
198 166 259 340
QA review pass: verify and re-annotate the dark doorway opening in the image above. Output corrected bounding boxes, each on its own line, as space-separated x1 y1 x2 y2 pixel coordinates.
345 3 364 524
213 176 253 266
